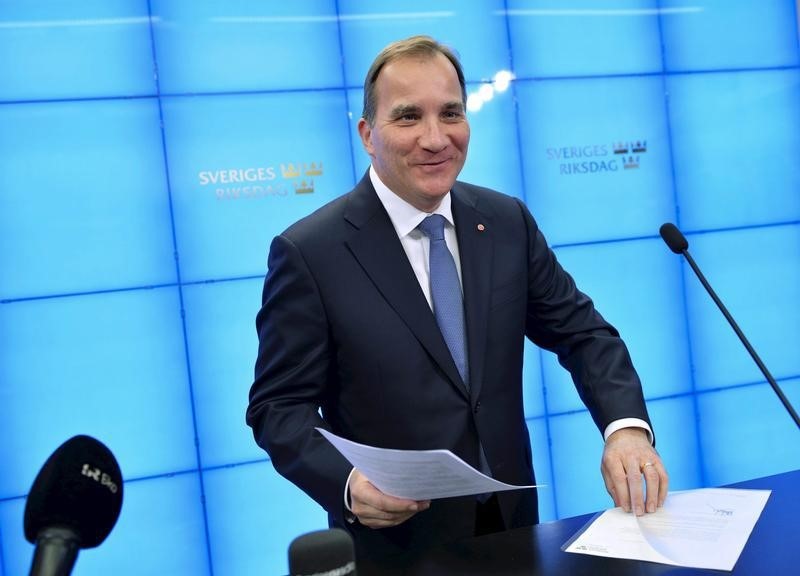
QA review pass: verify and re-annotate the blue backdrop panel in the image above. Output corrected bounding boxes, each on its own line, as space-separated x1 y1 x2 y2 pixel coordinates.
645 396 702 490
684 225 800 391
182 278 266 468
542 239 692 414
505 0 663 78
203 462 328 576
0 497 24 576
522 341 545 418
0 0 155 101
526 417 555 521
150 0 342 93
339 0 510 87
161 90 355 282
787 377 800 408
697 383 800 487
78 474 211 575
459 86 525 199
0 98 176 299
0 288 196 498
547 410 610 518
668 69 800 231
661 0 800 71
516 75 674 245
346 88 370 178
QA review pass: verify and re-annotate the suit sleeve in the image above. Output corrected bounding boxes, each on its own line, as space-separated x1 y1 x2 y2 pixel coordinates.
517 199 652 437
246 233 353 523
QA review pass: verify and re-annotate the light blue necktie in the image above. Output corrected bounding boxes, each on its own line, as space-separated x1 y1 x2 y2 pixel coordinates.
418 214 469 385
419 215 492 484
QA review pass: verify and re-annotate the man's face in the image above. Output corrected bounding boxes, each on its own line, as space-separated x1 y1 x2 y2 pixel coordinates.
358 53 470 212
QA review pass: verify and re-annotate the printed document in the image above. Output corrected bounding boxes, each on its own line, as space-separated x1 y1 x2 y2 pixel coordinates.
316 428 539 500
564 487 770 571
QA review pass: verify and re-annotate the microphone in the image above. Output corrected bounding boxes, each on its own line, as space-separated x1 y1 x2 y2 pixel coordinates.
288 528 356 576
659 223 800 430
24 435 124 576
659 222 688 254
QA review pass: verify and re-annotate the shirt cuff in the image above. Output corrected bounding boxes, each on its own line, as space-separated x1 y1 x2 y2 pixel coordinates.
603 418 654 445
343 467 356 524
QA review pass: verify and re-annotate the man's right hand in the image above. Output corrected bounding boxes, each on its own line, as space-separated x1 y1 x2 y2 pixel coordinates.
349 469 430 528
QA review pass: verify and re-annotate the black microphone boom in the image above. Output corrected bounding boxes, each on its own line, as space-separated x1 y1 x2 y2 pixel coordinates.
659 223 800 430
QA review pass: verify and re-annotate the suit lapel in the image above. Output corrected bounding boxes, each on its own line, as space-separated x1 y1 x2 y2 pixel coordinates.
451 183 494 404
343 176 468 397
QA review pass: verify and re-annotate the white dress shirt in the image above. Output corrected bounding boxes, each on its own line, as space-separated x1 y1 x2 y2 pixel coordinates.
370 165 462 309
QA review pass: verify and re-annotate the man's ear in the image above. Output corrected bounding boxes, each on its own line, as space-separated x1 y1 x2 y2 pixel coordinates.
357 117 374 157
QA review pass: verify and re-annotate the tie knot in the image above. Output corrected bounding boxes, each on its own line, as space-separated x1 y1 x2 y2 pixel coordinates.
418 214 447 241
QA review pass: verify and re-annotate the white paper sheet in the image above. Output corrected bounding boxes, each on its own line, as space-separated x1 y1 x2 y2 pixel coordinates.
317 428 540 500
564 487 771 571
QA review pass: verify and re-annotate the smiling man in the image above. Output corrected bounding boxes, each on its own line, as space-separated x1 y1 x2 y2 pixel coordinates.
358 49 469 213
247 35 667 569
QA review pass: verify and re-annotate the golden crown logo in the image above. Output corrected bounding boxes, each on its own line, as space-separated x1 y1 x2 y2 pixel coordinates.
294 179 315 194
632 141 647 153
613 142 629 154
623 155 640 169
304 162 323 177
281 163 300 179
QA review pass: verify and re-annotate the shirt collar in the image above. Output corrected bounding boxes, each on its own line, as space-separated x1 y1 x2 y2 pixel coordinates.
369 165 454 237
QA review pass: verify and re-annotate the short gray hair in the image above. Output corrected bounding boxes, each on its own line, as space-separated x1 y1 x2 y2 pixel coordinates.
361 35 467 126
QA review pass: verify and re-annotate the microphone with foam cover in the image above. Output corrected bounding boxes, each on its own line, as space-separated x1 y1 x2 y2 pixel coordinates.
24 435 123 576
288 528 356 576
659 222 689 254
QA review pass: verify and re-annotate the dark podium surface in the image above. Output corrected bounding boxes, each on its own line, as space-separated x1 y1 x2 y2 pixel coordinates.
363 469 798 575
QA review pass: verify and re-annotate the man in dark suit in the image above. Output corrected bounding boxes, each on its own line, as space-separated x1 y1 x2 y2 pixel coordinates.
246 35 668 566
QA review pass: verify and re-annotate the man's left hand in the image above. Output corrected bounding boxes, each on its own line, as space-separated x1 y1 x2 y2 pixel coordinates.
601 427 668 515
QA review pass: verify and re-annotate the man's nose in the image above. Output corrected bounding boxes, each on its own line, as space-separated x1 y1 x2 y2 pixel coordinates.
418 119 448 151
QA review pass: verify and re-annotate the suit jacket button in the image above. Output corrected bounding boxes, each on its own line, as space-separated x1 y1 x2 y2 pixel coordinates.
474 401 481 413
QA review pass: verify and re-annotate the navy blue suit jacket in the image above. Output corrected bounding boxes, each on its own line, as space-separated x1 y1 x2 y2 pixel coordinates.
247 173 650 560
